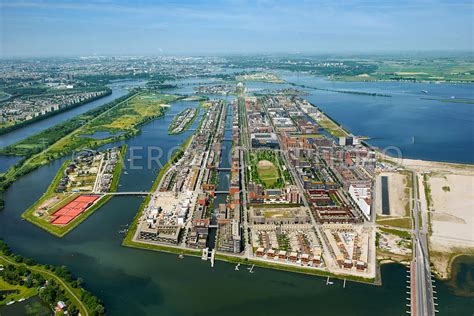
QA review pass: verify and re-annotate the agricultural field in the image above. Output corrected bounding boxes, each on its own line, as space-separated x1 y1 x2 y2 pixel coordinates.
333 57 474 83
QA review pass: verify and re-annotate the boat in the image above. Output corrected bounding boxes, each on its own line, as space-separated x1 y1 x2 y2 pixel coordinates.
249 264 255 273
18 298 25 302
178 254 184 259
6 301 15 305
421 90 428 94
235 263 240 271
124 171 129 175
326 276 333 285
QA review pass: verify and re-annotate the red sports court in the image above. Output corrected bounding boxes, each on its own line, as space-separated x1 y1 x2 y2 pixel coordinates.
50 195 100 225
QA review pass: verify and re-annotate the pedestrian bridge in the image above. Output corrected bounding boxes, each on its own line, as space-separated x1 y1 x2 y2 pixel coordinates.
106 192 152 196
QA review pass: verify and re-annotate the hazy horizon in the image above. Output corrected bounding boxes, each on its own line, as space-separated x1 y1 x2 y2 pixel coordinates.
1 0 473 57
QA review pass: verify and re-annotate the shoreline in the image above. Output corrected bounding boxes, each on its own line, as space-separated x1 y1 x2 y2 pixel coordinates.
377 152 474 169
124 237 378 285
20 144 127 237
377 152 474 280
120 93 474 284
0 89 112 137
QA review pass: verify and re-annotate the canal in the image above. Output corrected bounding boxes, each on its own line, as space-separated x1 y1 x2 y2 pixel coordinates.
0 78 472 315
207 103 234 250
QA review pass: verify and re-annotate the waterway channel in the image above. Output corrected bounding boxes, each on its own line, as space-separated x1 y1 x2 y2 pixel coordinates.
0 78 472 315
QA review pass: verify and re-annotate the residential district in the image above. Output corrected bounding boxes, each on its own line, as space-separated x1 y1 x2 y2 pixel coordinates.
131 84 378 280
0 86 110 131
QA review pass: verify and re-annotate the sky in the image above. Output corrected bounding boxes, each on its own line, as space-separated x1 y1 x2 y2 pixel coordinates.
0 0 473 56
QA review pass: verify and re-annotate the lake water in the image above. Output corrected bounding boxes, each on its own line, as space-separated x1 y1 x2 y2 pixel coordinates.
0 296 51 316
0 77 473 315
278 72 474 164
0 80 146 149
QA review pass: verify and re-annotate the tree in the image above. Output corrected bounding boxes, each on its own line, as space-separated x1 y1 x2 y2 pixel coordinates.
68 304 79 316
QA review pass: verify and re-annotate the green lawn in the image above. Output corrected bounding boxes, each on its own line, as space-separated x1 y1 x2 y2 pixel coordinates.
376 216 412 229
249 150 290 189
0 278 37 306
256 160 279 186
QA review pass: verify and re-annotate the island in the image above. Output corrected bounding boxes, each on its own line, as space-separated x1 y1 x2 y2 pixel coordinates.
168 107 200 135
22 146 126 237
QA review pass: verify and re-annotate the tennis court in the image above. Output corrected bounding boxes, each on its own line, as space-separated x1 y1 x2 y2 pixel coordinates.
50 195 100 225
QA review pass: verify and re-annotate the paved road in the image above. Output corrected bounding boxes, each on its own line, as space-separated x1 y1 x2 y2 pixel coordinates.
236 88 252 257
410 171 435 316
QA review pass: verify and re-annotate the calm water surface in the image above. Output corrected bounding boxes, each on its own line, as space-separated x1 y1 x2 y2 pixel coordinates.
0 77 473 315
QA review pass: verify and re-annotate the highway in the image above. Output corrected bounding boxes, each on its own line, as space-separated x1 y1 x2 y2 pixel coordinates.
410 171 436 316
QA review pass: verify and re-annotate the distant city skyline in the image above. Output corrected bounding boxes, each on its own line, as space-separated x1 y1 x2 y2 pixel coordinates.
0 0 473 57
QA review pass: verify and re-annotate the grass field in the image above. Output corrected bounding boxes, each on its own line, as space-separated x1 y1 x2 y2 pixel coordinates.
0 278 37 306
256 160 279 186
317 116 349 138
376 216 412 229
249 150 291 189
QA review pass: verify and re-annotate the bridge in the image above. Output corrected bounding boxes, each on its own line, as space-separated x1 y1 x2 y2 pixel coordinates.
214 191 230 194
217 167 231 171
106 192 152 196
409 171 437 316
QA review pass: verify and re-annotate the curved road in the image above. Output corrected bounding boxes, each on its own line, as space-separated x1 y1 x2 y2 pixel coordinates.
0 254 89 316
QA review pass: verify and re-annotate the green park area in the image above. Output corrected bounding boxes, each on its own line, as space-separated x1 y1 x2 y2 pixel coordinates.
0 241 104 315
316 116 349 138
0 278 37 306
0 91 181 211
249 150 292 189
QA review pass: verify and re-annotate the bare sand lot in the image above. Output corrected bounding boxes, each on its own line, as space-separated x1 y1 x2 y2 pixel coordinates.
380 153 474 175
379 153 474 277
425 171 474 278
428 174 474 251
375 172 409 217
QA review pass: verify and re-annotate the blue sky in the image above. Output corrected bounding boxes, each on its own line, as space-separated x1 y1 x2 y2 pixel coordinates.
0 0 472 56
